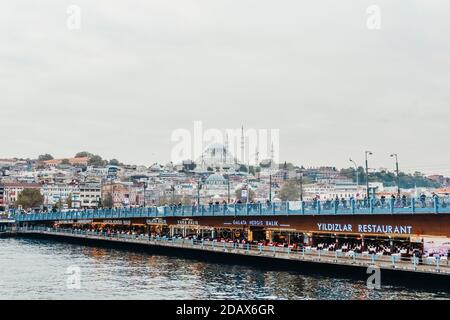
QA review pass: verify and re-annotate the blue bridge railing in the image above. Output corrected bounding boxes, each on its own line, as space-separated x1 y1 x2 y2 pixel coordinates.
11 196 450 222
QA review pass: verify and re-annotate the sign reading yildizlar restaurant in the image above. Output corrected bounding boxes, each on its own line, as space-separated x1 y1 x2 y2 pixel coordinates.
317 223 413 235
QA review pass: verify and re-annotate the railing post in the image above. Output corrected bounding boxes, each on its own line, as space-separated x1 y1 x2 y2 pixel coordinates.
317 201 321 215
301 201 305 215
246 203 249 216
259 203 262 215
334 201 338 214
434 196 439 214
286 201 290 215
351 199 355 214
412 197 415 214
370 198 374 213
390 197 395 214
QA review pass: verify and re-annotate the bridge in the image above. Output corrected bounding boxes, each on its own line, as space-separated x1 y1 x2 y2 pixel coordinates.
11 197 450 222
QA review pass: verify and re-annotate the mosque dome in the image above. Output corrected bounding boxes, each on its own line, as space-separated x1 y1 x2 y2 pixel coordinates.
196 143 236 169
205 173 227 185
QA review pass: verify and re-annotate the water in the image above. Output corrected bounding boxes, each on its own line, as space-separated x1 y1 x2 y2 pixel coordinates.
0 238 448 300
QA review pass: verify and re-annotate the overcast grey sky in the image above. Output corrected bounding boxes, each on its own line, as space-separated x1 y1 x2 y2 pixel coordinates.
1 1 450 174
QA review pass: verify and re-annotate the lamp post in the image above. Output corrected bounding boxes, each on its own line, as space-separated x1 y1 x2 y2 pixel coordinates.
197 177 201 205
349 158 359 187
365 151 373 199
142 182 147 207
390 153 400 200
269 174 272 202
171 184 175 204
299 168 304 202
226 175 231 203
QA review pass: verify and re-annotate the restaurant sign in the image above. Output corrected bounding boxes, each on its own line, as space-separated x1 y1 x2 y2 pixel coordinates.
177 219 199 226
225 220 290 227
102 219 131 225
317 223 413 235
146 218 167 225
76 219 93 224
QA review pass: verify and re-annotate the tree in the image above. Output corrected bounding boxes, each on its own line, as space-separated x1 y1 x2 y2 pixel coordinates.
238 165 248 172
97 197 103 208
66 193 73 208
103 192 113 208
235 188 255 202
61 158 71 165
38 154 54 161
75 151 92 158
278 162 295 171
15 189 44 209
88 155 107 167
279 180 300 201
109 159 121 166
339 167 440 188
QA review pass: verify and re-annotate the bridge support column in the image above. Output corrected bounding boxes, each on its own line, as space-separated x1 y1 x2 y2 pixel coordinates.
247 227 253 242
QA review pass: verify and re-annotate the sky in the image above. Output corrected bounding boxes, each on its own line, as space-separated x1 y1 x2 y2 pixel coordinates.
1 1 450 175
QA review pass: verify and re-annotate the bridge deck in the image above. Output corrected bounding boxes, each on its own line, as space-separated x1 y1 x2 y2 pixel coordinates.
12 199 450 222
17 228 450 277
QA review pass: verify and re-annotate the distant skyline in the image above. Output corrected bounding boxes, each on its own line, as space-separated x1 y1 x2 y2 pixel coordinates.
1 1 450 175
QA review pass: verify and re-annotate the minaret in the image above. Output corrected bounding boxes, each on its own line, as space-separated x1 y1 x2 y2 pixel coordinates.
240 125 245 165
224 133 228 164
270 142 274 163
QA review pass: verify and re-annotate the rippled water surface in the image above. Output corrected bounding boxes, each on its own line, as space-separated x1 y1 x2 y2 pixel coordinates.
0 238 448 300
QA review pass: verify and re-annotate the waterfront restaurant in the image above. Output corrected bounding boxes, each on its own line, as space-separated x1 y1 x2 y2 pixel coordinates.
46 210 450 256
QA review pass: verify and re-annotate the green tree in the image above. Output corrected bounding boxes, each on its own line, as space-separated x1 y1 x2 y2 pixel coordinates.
279 180 300 201
103 192 113 208
66 193 73 208
75 151 92 158
235 188 255 202
238 165 248 172
61 158 71 165
15 189 44 209
339 167 440 188
279 162 295 171
88 155 107 167
109 159 121 166
38 154 54 161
